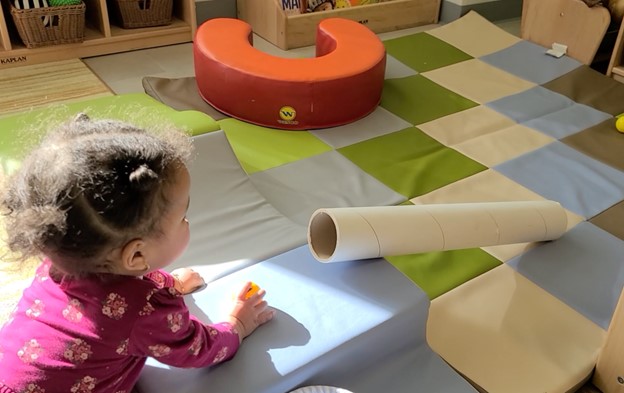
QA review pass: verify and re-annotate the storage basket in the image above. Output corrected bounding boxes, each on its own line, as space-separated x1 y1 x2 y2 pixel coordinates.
110 0 173 28
10 2 86 48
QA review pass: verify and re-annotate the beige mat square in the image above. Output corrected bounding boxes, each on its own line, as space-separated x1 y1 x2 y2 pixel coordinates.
453 123 554 167
428 264 606 393
418 105 516 145
427 11 521 58
419 105 552 167
422 58 535 104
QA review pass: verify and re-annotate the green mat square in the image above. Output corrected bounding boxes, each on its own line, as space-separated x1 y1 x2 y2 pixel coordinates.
386 248 502 299
380 75 479 125
384 32 473 73
0 94 220 175
218 118 332 174
337 127 486 198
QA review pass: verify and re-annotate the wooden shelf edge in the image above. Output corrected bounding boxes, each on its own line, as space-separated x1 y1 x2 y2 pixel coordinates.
611 65 624 77
238 0 441 50
0 0 197 68
607 15 624 77
0 25 192 69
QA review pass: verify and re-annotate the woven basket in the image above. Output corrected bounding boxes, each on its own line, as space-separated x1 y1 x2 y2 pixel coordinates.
110 0 173 28
10 2 86 48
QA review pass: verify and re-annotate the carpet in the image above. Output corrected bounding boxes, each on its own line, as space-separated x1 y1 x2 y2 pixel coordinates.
0 58 113 118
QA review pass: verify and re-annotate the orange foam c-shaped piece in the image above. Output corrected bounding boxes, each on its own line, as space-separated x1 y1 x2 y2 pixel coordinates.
193 18 386 130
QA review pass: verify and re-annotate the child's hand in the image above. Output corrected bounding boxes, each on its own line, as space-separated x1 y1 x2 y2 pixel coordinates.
228 282 275 342
171 268 205 295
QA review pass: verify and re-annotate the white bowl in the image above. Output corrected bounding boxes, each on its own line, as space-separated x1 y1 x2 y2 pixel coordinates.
289 386 353 393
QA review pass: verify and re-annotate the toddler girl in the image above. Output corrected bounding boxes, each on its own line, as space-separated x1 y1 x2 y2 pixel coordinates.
0 114 275 393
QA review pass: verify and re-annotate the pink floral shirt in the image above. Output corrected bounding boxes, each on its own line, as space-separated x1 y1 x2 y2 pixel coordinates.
0 260 240 393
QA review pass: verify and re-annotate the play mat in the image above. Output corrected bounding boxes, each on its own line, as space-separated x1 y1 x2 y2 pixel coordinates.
2 10 624 393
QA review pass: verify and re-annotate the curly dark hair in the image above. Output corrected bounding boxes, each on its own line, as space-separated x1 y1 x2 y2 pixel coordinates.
1 114 193 276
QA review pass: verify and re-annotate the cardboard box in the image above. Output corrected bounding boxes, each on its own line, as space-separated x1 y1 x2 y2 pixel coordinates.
237 0 441 50
281 0 306 15
305 0 383 13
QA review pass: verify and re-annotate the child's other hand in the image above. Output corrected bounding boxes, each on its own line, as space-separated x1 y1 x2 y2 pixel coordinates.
171 268 205 295
228 282 275 342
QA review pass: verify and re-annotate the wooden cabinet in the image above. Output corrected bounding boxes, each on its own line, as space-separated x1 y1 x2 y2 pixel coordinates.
607 18 624 83
0 0 196 69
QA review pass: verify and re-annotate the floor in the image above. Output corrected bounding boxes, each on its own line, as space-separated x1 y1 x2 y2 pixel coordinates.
82 17 522 95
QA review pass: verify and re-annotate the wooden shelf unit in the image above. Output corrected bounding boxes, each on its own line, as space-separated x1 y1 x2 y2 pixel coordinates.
607 17 624 83
237 0 441 50
0 0 197 69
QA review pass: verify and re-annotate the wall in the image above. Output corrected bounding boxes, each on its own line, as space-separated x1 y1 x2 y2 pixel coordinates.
440 0 522 22
196 0 237 26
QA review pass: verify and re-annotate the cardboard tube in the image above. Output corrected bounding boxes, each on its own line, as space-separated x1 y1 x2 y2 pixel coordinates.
307 201 567 263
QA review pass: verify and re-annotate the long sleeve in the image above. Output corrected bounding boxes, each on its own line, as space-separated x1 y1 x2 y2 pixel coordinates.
127 284 241 368
0 264 241 393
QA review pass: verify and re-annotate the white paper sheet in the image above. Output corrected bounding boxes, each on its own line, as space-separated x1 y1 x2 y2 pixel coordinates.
307 201 567 263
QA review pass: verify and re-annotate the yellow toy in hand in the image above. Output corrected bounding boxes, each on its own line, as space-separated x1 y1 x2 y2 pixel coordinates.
232 282 261 300
245 282 260 299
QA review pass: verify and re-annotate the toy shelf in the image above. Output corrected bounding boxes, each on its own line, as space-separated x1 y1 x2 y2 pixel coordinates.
607 17 624 83
237 0 441 50
0 0 196 69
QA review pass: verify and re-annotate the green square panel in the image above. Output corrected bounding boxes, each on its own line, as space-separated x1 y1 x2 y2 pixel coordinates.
0 94 220 176
338 127 486 198
384 32 472 73
381 75 479 125
386 248 502 299
218 118 332 174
